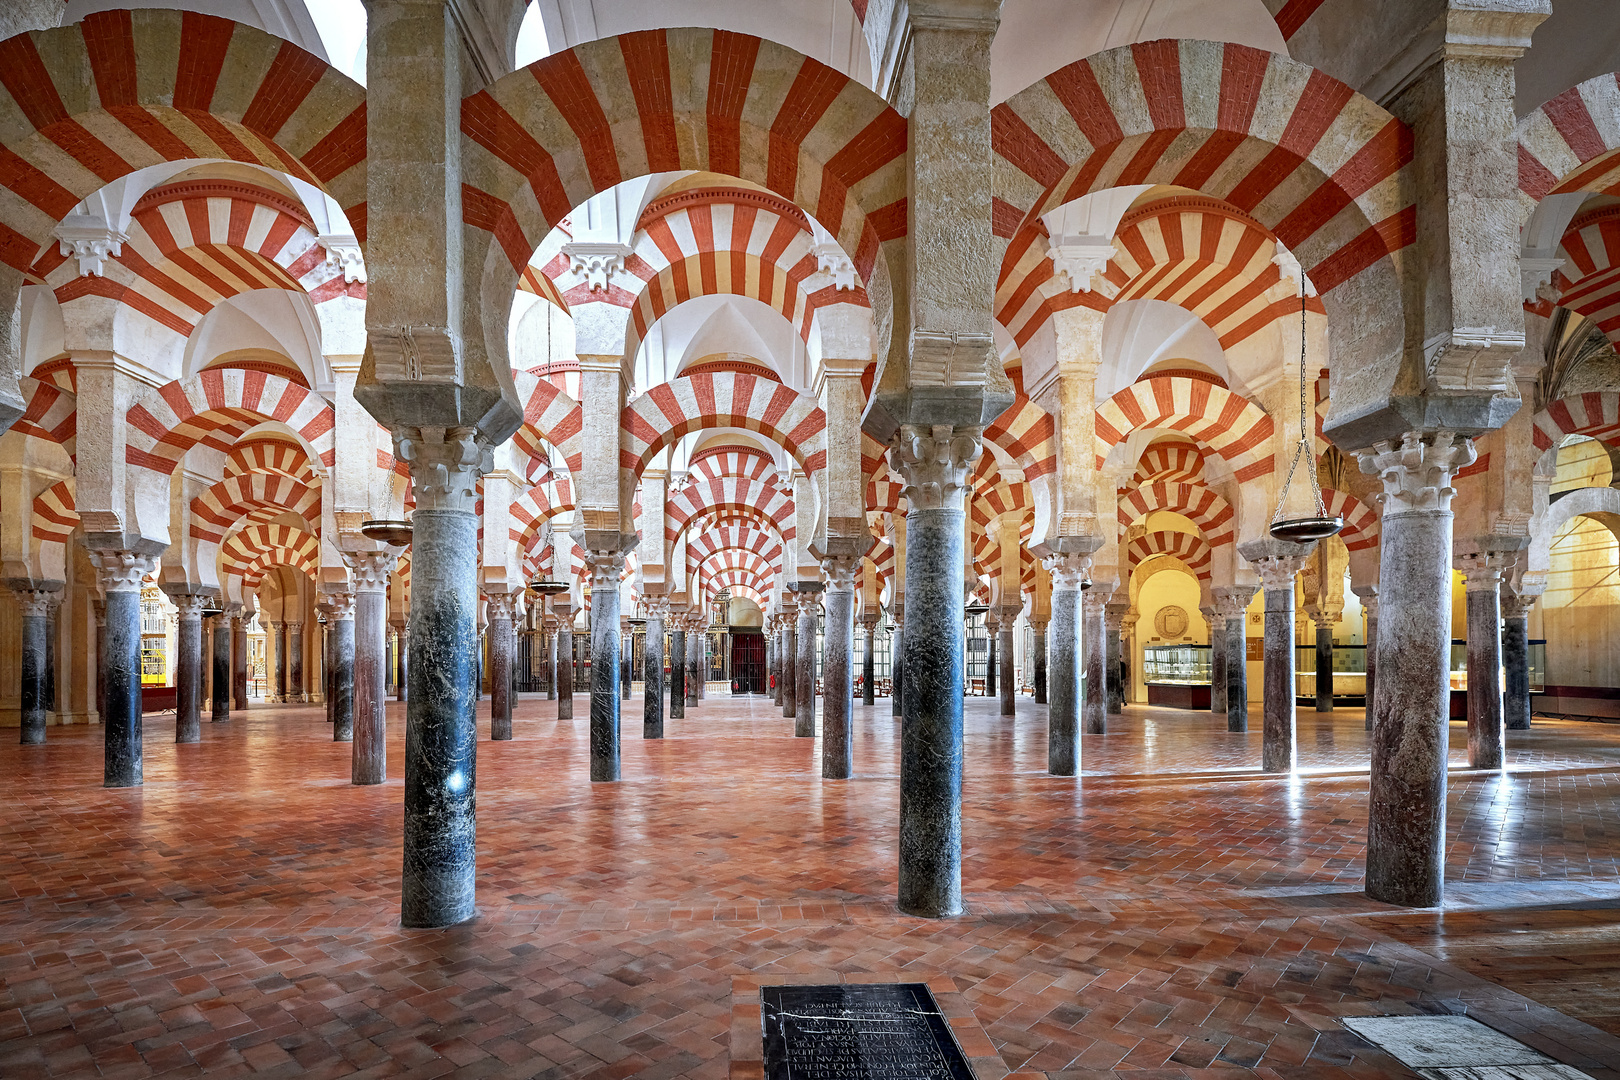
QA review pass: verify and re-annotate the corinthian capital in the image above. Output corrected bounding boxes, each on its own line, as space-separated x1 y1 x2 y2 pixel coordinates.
586 550 625 590
484 591 519 620
89 549 160 593
344 550 398 592
888 425 981 510
1354 431 1476 516
821 553 861 593
394 427 492 513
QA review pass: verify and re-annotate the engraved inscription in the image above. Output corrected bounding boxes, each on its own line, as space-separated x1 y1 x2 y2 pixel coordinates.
761 984 975 1080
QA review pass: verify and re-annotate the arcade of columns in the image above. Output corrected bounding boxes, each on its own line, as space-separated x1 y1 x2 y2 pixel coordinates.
0 0 1617 926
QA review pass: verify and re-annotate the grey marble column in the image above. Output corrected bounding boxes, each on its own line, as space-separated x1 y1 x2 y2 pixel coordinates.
556 623 574 719
14 587 52 745
1082 586 1111 735
686 619 702 706
487 592 516 741
620 625 632 700
891 622 903 717
587 553 625 781
782 613 797 720
1045 551 1092 776
861 615 877 706
350 553 395 783
1360 431 1472 908
93 551 157 787
397 427 487 929
1353 588 1378 731
1242 543 1311 774
544 622 556 700
1501 589 1535 732
393 621 408 702
998 625 1016 717
232 615 247 710
795 588 823 737
328 594 355 743
768 621 781 706
1208 606 1227 716
644 605 665 738
213 610 232 722
669 624 685 718
1104 602 1127 715
45 598 58 721
1031 620 1047 705
983 618 998 698
891 428 975 919
1457 547 1512 770
288 623 305 703
822 561 857 779
94 603 106 724
266 622 284 701
173 594 206 744
1315 623 1335 712
1213 587 1256 732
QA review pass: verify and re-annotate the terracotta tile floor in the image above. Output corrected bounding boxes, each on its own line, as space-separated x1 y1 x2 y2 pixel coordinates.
3 694 1620 1078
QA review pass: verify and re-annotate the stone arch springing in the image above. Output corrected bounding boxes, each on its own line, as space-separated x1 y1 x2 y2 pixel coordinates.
1516 72 1620 216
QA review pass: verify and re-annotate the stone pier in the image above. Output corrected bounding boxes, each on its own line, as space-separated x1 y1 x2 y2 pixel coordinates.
328 594 355 743
1082 585 1112 735
822 561 857 779
173 594 206 744
93 551 157 787
588 552 625 782
644 603 665 739
486 591 516 741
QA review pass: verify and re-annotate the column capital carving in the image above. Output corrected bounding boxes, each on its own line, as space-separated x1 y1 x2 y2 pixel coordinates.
1499 591 1537 619
797 592 824 618
343 549 398 592
643 597 670 620
172 593 209 619
1042 548 1097 590
89 549 160 592
1238 538 1314 591
393 426 492 513
1455 549 1510 590
327 592 356 621
586 550 625 591
1212 585 1259 620
1354 431 1476 516
12 587 54 618
820 553 861 593
858 612 880 631
888 424 981 510
483 591 519 621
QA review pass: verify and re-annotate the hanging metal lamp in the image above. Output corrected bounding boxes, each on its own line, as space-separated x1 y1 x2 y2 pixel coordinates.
1267 288 1342 543
361 518 413 545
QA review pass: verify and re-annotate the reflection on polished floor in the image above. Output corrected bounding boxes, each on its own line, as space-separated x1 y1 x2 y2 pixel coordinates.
3 696 1620 1078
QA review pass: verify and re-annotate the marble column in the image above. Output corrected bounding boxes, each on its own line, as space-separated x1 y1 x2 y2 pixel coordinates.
231 614 247 710
669 622 685 719
92 550 157 787
1104 601 1128 715
644 603 665 739
212 609 232 722
891 427 976 919
328 594 355 743
1081 585 1111 735
1457 547 1512 770
822 562 857 779
891 620 903 717
393 621 408 702
1212 587 1256 732
1031 619 1047 705
14 587 53 745
795 589 823 737
686 618 702 707
1208 606 1227 716
265 622 283 701
782 612 797 720
1045 552 1091 776
556 622 574 719
1358 432 1473 908
1242 544 1311 774
1502 590 1534 732
1315 620 1336 712
397 427 488 929
861 614 877 707
1354 588 1378 732
544 620 557 701
350 552 395 783
983 616 997 697
288 622 305 703
998 624 1016 717
173 594 206 744
587 552 625 781
486 592 516 741
45 597 58 721
620 623 631 701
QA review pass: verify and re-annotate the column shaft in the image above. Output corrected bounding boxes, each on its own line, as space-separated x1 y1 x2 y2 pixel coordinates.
175 601 202 744
891 627 903 717
1465 577 1504 769
795 599 820 737
1210 623 1228 715
1082 595 1107 735
669 627 685 718
212 620 231 721
687 625 701 706
782 622 797 719
1503 610 1530 731
18 598 48 745
588 556 623 781
556 626 573 718
644 613 664 739
1365 611 1378 731
95 553 153 787
822 585 854 779
1226 616 1248 732
395 626 408 701
1105 613 1124 715
353 586 389 781
289 625 304 702
232 619 247 709
1032 628 1047 705
1316 625 1334 712
1048 587 1082 775
998 627 1015 716
1263 587 1296 773
331 612 355 743
862 624 876 706
489 610 513 741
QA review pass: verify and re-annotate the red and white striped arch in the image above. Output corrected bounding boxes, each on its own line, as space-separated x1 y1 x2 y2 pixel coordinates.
45 182 361 338
688 527 784 578
666 474 795 546
1320 489 1379 552
12 377 76 456
1549 207 1620 342
1533 392 1620 451
992 41 1413 299
619 193 871 359
31 480 77 578
125 371 336 475
0 12 366 280
688 444 780 484
221 523 320 586
700 568 771 605
1095 376 1273 481
984 397 1057 481
460 29 905 323
1128 438 1206 489
1128 530 1213 581
1117 482 1236 547
998 199 1328 351
866 477 904 515
512 370 584 478
190 473 320 545
223 436 318 485
508 475 576 562
621 372 827 481
1517 72 1620 215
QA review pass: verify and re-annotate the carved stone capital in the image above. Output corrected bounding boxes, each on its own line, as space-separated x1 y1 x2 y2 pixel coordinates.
1354 431 1476 516
394 426 492 512
172 593 209 619
1211 585 1259 621
821 553 860 593
1042 550 1094 591
326 592 355 621
483 591 519 621
89 549 160 593
888 424 981 510
586 550 626 590
1455 550 1509 591
54 215 128 277
344 550 398 592
12 587 53 619
1499 591 1537 619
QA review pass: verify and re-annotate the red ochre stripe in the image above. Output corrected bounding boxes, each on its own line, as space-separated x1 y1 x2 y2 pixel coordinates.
242 42 328 137
707 31 759 177
174 13 236 111
767 59 845 197
620 31 680 172
1046 60 1124 149
533 51 621 192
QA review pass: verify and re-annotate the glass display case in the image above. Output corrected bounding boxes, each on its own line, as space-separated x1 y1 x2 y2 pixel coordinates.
1143 644 1211 709
1294 644 1367 702
1529 639 1547 693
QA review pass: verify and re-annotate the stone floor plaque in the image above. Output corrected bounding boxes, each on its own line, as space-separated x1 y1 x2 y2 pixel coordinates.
760 983 976 1080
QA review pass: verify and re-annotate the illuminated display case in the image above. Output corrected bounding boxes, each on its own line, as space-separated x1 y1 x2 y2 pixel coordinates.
1143 644 1211 709
1295 644 1368 701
